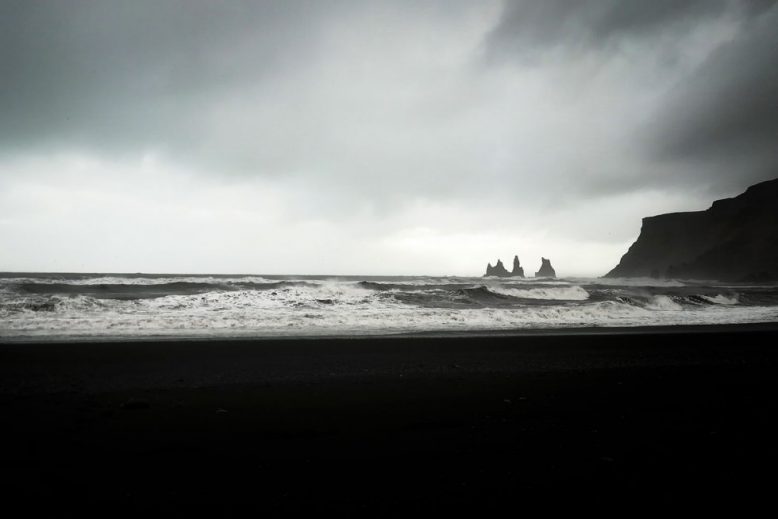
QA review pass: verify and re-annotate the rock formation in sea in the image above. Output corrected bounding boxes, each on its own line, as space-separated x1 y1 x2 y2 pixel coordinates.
484 259 511 277
511 255 525 277
535 258 556 278
606 178 778 281
484 255 526 277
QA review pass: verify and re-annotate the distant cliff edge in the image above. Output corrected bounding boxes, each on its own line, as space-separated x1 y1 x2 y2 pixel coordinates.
606 178 778 282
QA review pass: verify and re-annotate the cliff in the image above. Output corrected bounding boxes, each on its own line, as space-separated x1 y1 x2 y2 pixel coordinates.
606 178 778 281
535 258 556 278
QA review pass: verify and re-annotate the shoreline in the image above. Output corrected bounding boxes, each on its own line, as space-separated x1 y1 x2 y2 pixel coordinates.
3 320 778 345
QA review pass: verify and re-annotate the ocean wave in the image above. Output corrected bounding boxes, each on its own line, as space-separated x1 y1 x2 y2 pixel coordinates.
386 285 584 308
357 280 460 292
3 295 778 339
359 281 592 305
643 295 683 311
13 281 233 300
2 274 778 339
701 294 740 305
490 285 590 301
0 275 278 286
6 279 327 300
584 277 688 288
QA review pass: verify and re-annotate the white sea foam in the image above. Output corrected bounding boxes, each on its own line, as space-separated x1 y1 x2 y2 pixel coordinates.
2 276 777 340
0 275 277 286
582 277 687 288
701 294 740 305
644 295 683 311
490 285 590 301
3 290 778 340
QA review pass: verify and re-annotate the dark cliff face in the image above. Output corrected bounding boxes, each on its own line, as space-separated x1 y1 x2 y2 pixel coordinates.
606 178 778 281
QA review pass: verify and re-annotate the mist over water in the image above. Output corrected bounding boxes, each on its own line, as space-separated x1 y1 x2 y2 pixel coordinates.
2 273 778 341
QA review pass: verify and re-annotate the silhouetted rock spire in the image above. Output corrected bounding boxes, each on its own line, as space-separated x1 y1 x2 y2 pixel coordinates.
511 255 525 277
535 258 556 278
485 259 511 277
484 254 526 277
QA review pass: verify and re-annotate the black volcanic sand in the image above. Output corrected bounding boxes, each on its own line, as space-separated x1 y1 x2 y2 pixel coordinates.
2 325 778 514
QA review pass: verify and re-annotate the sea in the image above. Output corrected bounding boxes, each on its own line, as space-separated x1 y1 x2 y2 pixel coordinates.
1 272 778 341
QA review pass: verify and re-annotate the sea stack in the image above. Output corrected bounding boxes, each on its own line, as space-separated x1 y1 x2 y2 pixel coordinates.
535 258 556 278
484 259 511 277
511 255 525 277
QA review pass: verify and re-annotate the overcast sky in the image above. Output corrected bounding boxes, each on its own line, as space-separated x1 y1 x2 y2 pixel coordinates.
1 0 776 276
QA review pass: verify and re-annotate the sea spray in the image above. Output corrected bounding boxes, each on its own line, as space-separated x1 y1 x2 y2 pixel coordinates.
1 274 777 340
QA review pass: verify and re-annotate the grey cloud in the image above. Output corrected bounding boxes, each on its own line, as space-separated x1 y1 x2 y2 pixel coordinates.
2 0 776 214
0 0 341 155
648 6 778 190
0 0 485 188
485 0 773 58
483 0 778 198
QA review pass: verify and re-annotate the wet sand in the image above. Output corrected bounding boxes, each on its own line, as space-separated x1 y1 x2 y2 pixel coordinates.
2 324 778 513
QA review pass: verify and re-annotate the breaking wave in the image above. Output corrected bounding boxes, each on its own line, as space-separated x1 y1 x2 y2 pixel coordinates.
1 273 777 339
490 285 590 301
9 280 321 300
701 294 740 305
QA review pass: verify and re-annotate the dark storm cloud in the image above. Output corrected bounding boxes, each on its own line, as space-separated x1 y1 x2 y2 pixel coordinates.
649 6 778 189
0 0 338 155
485 0 778 195
2 0 776 207
485 0 773 56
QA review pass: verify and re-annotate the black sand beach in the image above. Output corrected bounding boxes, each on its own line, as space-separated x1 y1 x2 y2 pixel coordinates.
3 324 778 513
